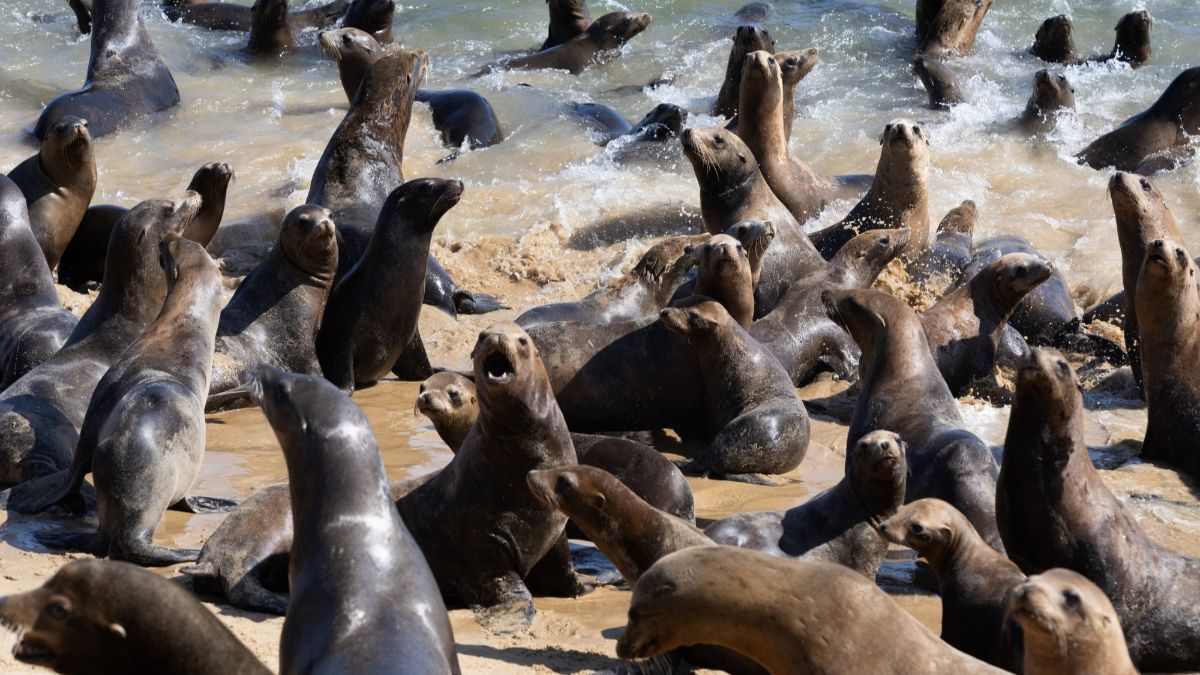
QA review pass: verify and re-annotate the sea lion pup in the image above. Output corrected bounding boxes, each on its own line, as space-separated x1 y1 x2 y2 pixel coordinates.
961 235 1077 347
342 0 393 43
34 0 179 141
6 116 96 269
0 559 271 675
317 178 460 390
879 498 1025 672
998 347 1200 671
825 288 1003 548
920 252 1054 396
1077 66 1200 174
480 12 653 76
1137 239 1200 479
0 193 198 491
1017 70 1075 134
207 205 337 401
675 234 755 329
618 547 1008 674
1030 15 1082 64
751 228 909 385
0 177 78 390
714 25 775 119
1092 10 1152 69
907 199 976 288
810 119 931 259
914 0 994 58
1010 569 1138 675
254 368 460 674
396 323 579 630
543 0 590 49
681 126 828 316
913 56 964 110
706 430 907 577
57 162 233 292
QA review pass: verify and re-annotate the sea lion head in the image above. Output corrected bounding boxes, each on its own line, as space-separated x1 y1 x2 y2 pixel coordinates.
632 236 700 287
1030 70 1075 112
877 498 963 555
250 0 291 49
680 127 756 191
822 288 903 356
318 27 380 63
777 48 819 86
416 371 478 452
1113 10 1152 60
618 548 732 661
587 11 652 50
830 228 910 285
732 24 773 54
1109 172 1176 240
279 205 338 277
158 232 219 299
526 465 615 518
41 116 92 176
102 191 201 294
937 200 976 236
252 366 373 460
1015 347 1080 426
379 178 464 237
471 322 553 418
696 234 750 281
1157 67 1200 124
988 252 1055 305
1031 15 1075 60
725 219 774 273
659 299 732 337
1009 568 1130 670
191 162 235 199
630 104 687 141
878 118 930 163
1138 238 1195 298
741 50 782 105
848 430 907 521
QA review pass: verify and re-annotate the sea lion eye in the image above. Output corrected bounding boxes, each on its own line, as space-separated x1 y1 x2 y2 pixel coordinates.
518 336 529 348
555 474 576 494
448 389 461 404
1140 178 1151 190
909 523 925 535
1056 360 1069 375
342 34 352 44
880 236 891 245
46 599 70 621
1063 589 1082 611
714 136 725 146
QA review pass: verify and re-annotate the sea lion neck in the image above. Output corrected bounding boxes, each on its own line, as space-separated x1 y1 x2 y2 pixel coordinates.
88 0 144 73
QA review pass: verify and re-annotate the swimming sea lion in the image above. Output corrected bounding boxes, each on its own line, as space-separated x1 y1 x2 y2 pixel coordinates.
342 0 393 43
543 0 591 50
1030 15 1081 64
1017 69 1075 134
915 0 993 57
714 25 775 119
482 12 652 75
0 559 270 674
161 0 349 32
1092 10 1152 69
568 102 686 145
879 498 1025 671
415 89 505 158
913 56 964 110
254 367 460 673
732 2 771 26
6 116 96 269
997 347 1200 671
34 0 180 140
906 199 975 288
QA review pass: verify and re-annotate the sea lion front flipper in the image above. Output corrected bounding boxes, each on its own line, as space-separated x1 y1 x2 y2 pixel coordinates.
454 289 508 315
468 571 535 635
524 532 588 598
170 495 239 514
32 528 103 555
390 332 434 381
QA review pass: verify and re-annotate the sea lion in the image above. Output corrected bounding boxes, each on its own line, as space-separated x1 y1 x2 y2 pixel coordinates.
254 367 460 674
714 25 775 119
6 116 96 269
810 118 931 258
915 0 993 57
997 347 1200 671
913 56 964 110
57 162 233 291
396 323 579 629
569 102 687 145
1093 10 1152 69
906 199 975 288
825 288 1003 548
0 176 78 390
1030 15 1081 64
706 429 906 577
482 12 652 75
317 178 460 390
342 0 393 43
415 89 504 158
961 235 1077 347
775 48 819 141
0 193 198 490
248 0 294 55
732 2 771 26
208 205 338 400
678 234 755 329
1017 70 1075 134
1077 66 1200 174
160 0 349 32
543 0 590 49
1010 569 1138 675
879 498 1025 671
618 547 1008 674
318 26 383 100
34 0 180 140
0 559 270 674
920 252 1054 396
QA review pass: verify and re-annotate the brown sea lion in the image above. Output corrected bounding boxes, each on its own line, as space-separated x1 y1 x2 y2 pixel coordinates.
915 0 994 57
1092 10 1152 69
342 0 392 43
714 25 775 119
6 116 96 269
482 12 652 75
1030 15 1082 64
913 56 964 110
1010 569 1138 675
826 288 1003 548
906 199 975 288
961 235 1077 348
618 547 1008 673
159 0 348 32
810 118 931 258
998 347 1200 671
879 498 1025 671
1017 69 1075 134
254 367 460 673
706 429 906 577
543 0 591 50
678 233 755 329
1077 66 1200 174
920 252 1054 396
776 48 819 141
0 177 77 390
0 559 270 674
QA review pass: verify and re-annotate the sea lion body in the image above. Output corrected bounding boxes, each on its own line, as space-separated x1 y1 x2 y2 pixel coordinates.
485 12 651 75
568 102 686 145
1017 70 1075 134
915 0 993 57
962 235 1076 346
342 0 393 42
415 89 504 155
543 0 591 49
906 199 975 288
714 25 775 119
913 56 964 110
162 0 349 32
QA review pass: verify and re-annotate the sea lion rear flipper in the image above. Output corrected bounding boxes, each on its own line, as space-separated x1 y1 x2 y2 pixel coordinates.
118 539 201 567
205 384 256 412
468 571 535 635
453 289 508 315
524 532 587 598
170 495 239 514
0 465 92 515
33 528 103 554
391 332 434 381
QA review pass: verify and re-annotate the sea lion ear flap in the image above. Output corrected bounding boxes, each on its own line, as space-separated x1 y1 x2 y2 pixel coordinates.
108 623 127 639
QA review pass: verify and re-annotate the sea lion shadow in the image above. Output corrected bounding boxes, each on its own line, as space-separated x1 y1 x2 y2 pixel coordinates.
454 643 626 672
567 207 703 251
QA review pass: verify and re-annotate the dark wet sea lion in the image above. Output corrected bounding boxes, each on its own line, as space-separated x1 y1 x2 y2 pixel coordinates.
1017 70 1074 134
0 559 271 674
997 347 1200 671
706 429 906 577
879 498 1025 672
415 90 504 157
161 0 349 32
568 102 686 145
318 178 460 390
810 119 931 259
7 116 96 269
913 56 964 110
1030 15 1081 64
57 162 233 292
1010 569 1138 675
714 25 775 119
907 199 975 288
618 547 1008 673
482 12 652 75
254 367 460 673
732 2 772 26
826 288 1003 549
208 205 337 400
0 193 198 490
920 252 1054 396
342 0 393 43
0 177 78 390
1077 66 1200 174
915 0 993 57
543 0 590 50
396 323 579 630
248 0 294 55
34 0 180 141
679 234 755 329
1093 10 1152 69
962 235 1076 347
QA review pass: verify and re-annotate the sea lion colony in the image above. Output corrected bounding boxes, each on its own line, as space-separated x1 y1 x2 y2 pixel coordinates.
0 0 1199 673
